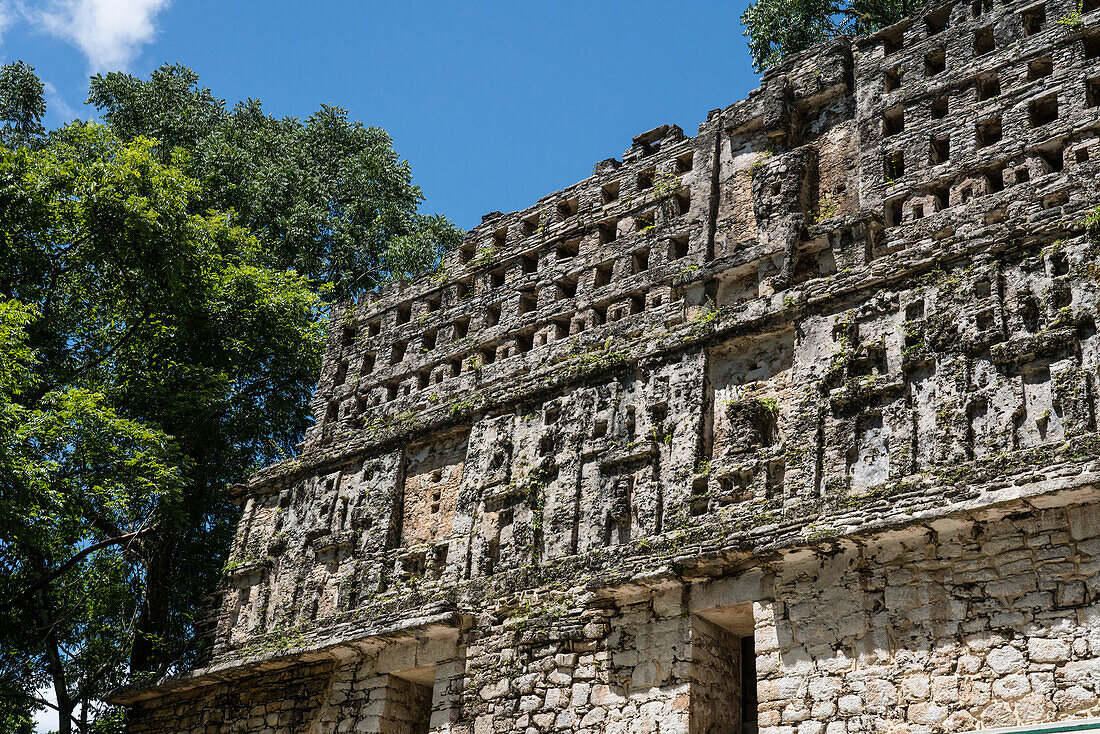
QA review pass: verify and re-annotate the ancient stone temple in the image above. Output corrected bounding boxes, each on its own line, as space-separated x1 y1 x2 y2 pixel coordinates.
114 0 1100 731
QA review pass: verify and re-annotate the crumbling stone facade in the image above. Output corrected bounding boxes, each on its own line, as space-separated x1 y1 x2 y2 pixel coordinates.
115 1 1100 731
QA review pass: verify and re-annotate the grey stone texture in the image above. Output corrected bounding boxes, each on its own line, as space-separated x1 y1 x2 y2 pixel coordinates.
115 0 1100 730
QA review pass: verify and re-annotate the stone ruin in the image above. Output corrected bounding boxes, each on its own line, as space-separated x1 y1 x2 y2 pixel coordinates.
115 0 1100 731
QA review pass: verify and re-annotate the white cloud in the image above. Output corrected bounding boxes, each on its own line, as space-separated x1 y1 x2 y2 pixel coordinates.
0 4 14 45
28 0 170 72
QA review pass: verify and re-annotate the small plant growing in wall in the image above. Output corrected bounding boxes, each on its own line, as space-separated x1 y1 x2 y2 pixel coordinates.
1080 206 1100 238
1057 1 1084 28
813 193 840 224
474 243 498 267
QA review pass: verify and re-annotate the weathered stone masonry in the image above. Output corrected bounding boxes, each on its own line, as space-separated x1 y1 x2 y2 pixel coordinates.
115 1 1100 731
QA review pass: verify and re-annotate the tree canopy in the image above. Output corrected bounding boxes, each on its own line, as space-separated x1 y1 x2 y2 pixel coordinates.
0 62 461 733
88 64 462 300
740 0 909 71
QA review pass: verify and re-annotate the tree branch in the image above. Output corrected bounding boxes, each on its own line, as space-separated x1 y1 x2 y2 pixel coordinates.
5 524 159 606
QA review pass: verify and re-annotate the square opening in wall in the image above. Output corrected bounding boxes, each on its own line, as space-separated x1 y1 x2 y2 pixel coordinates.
342 325 357 347
490 268 505 289
676 151 695 172
556 239 580 261
556 277 578 299
925 5 950 35
599 218 618 244
973 25 994 55
884 151 904 180
985 164 1006 192
931 95 948 119
422 330 437 352
675 191 691 216
368 320 381 337
637 169 655 190
515 332 533 353
632 249 650 274
972 0 992 15
459 244 475 264
452 317 469 339
884 66 902 92
634 211 656 232
1021 4 1046 34
426 292 442 313
930 136 950 164
886 196 906 226
594 261 615 288
601 181 620 205
1028 56 1053 81
931 183 950 210
1037 145 1065 173
976 73 1000 101
396 304 412 325
1029 94 1058 127
1085 0 1099 11
883 105 905 135
1085 30 1100 59
1076 148 1090 163
1016 166 1031 184
557 197 578 219
518 291 537 316
391 340 407 364
1087 76 1100 107
669 235 690 261
493 227 508 250
881 25 904 54
485 305 501 328
522 251 538 274
521 213 540 237
363 352 376 374
976 116 1002 147
924 48 946 77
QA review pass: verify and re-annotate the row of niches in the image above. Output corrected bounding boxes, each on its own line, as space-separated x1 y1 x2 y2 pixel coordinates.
880 39 1098 142
228 261 1100 633
456 150 696 265
342 191 694 353
348 147 697 338
691 254 1100 517
323 236 694 423
883 128 1096 227
872 0 1095 60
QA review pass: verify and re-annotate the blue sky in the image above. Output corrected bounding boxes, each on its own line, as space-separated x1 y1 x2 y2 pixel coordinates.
2 0 762 233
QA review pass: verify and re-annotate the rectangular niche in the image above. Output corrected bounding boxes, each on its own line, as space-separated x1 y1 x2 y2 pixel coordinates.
401 431 469 549
706 329 794 460
382 671 434 734
691 604 758 734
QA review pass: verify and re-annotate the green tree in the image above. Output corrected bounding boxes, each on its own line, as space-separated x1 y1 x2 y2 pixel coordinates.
0 61 45 149
0 125 325 733
1 61 457 731
741 0 909 71
88 64 463 301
